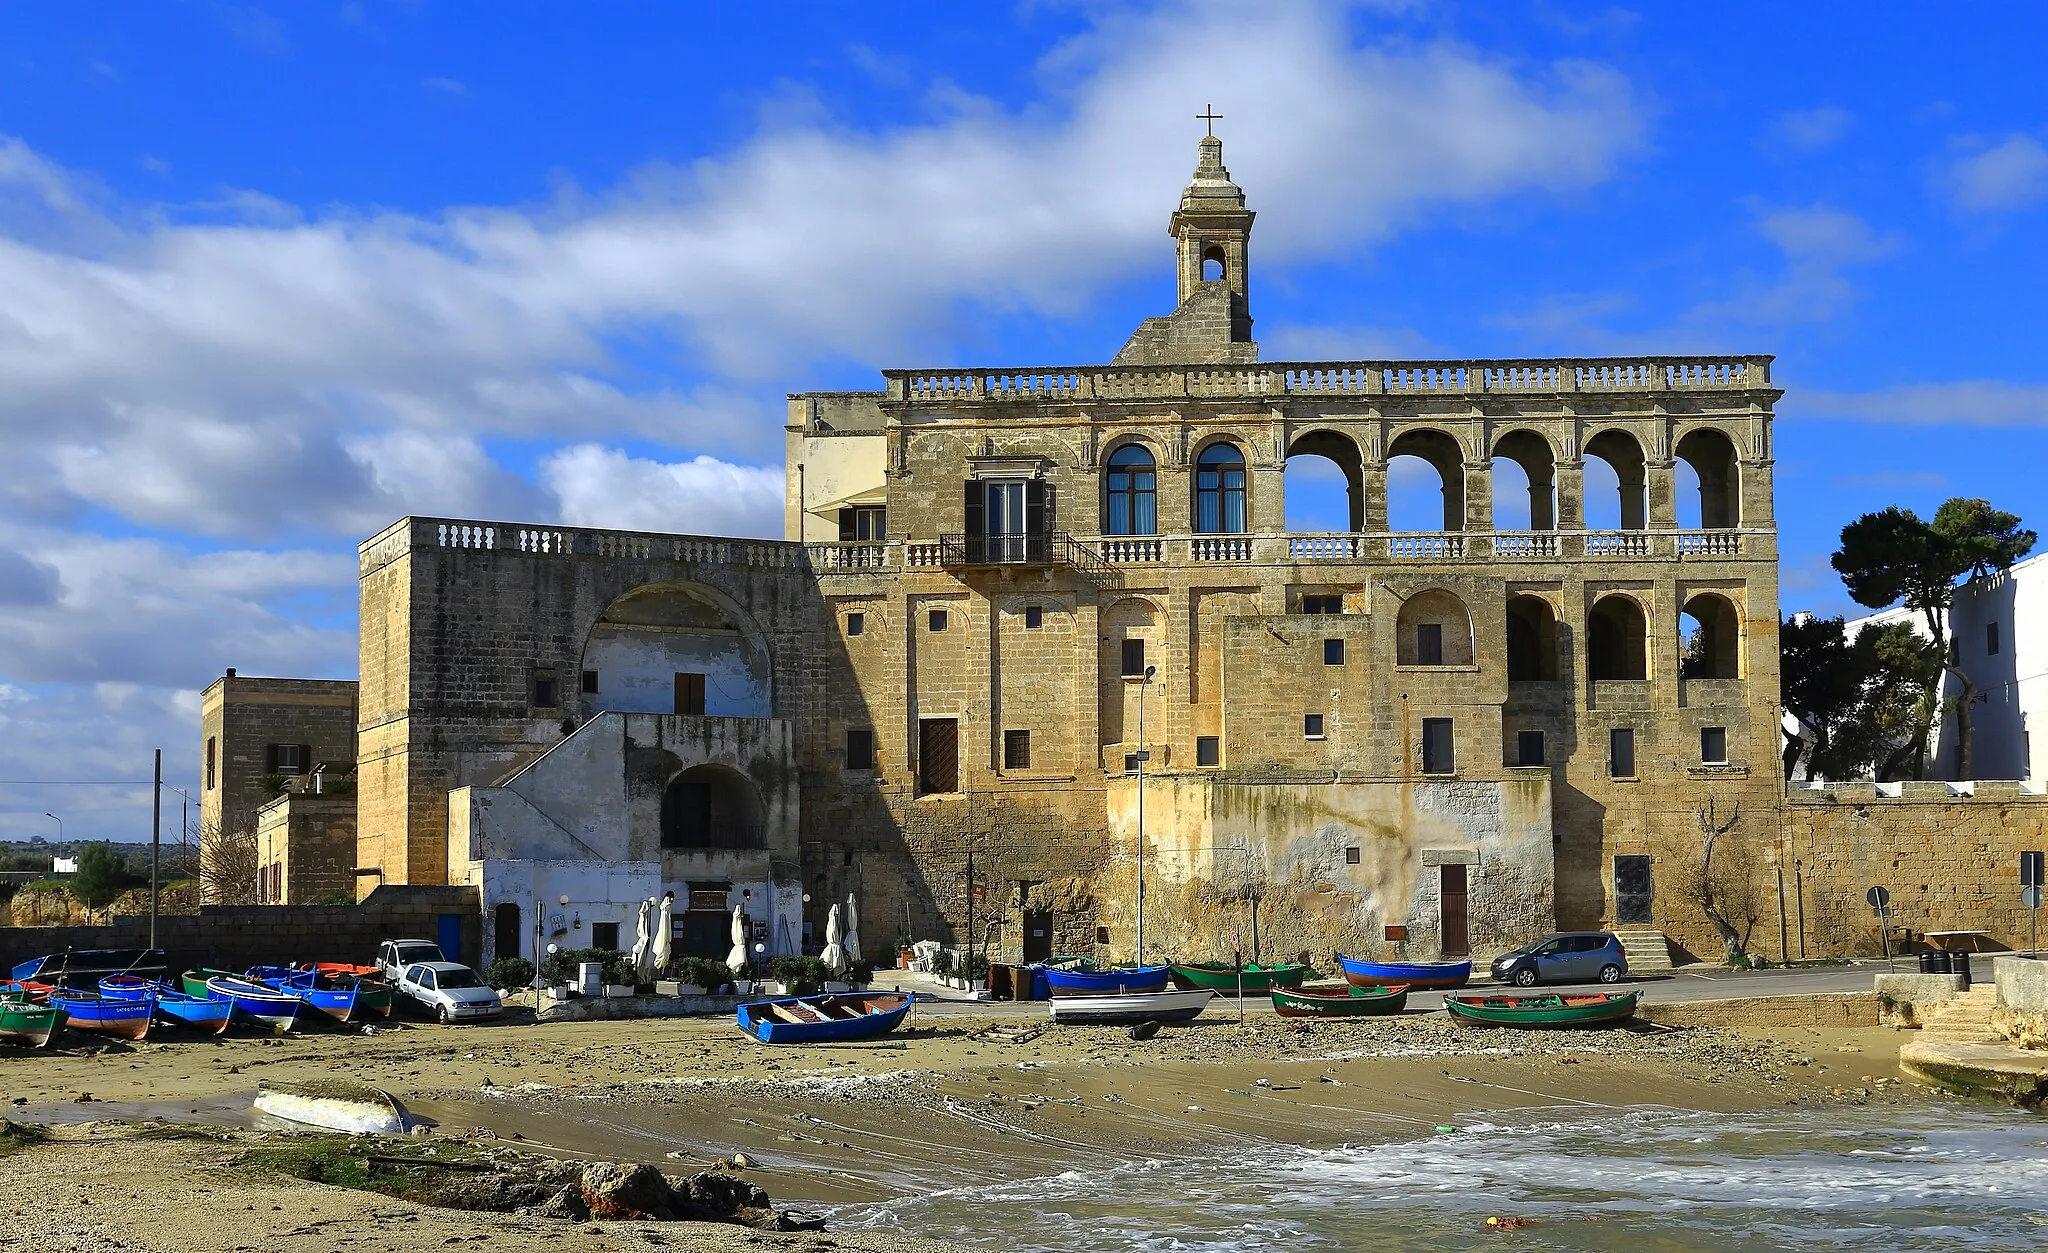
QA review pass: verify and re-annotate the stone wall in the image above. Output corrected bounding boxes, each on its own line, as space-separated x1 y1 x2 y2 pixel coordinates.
0 885 480 975
254 792 359 905
1787 784 2048 957
199 673 358 894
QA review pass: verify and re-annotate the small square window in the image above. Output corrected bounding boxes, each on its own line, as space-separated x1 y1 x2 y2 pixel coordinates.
1416 622 1444 666
1610 727 1637 778
1516 729 1546 767
1345 846 1361 865
846 612 865 637
1121 638 1147 677
1024 606 1043 629
531 670 559 710
1323 638 1344 666
581 669 599 694
1303 713 1326 739
1096 925 1111 945
1421 717 1454 773
1988 621 2001 656
1003 729 1032 770
1196 736 1220 767
1701 726 1728 764
929 609 948 632
844 727 875 771
1123 753 1142 773
1301 595 1342 615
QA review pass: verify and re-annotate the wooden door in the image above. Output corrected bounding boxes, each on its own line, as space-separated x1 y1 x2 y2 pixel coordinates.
1439 864 1469 957
919 719 959 794
674 672 706 715
1020 881 1052 962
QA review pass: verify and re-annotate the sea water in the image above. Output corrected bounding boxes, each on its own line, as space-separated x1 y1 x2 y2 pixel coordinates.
834 1103 2048 1251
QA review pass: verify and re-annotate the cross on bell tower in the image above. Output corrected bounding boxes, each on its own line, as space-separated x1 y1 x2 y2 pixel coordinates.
1171 119 1255 319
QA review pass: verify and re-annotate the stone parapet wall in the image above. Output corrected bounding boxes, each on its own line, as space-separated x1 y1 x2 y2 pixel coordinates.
1992 955 2048 1049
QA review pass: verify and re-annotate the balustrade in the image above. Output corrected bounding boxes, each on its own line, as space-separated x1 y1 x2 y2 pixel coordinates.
1190 536 1254 562
1287 534 1366 560
807 542 890 571
1388 533 1465 560
1584 531 1650 558
1675 530 1741 557
1100 538 1164 563
1491 532 1559 559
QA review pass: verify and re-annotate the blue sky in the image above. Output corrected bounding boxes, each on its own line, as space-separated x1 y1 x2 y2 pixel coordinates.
0 1 2043 841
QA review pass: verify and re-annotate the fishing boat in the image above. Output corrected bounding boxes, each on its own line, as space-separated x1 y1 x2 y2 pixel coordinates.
307 962 383 981
1043 964 1170 996
247 965 370 1023
1444 990 1640 1028
0 998 64 1048
43 990 152 1041
254 1080 412 1135
1046 987 1212 1025
1335 953 1472 991
1270 982 1409 1018
296 965 396 1017
10 948 167 990
103 976 234 1035
192 972 303 1034
1169 961 1311 993
735 992 911 1044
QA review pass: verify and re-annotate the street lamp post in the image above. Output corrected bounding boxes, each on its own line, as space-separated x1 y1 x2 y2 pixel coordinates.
43 813 61 843
1134 664 1156 966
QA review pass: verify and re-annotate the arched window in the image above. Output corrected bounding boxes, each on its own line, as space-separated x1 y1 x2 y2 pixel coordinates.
1505 595 1559 681
661 765 765 850
1195 443 1247 534
1675 428 1740 529
1680 593 1741 679
1201 245 1226 282
1396 590 1475 667
1588 596 1649 681
1105 445 1157 536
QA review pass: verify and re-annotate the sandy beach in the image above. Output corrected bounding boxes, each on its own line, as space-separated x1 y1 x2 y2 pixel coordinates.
0 998 1943 1251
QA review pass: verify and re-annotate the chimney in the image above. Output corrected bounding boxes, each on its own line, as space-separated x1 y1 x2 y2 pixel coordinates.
225 667 237 678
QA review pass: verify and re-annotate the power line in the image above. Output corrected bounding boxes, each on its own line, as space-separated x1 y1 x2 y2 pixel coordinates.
0 780 155 786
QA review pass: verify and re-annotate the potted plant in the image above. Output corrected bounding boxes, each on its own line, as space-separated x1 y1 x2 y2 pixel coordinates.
964 952 990 991
846 960 875 989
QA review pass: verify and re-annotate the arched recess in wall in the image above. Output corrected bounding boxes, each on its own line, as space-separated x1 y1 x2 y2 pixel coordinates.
1505 595 1560 681
660 763 766 850
582 581 774 718
1192 441 1248 534
1201 244 1226 282
1587 594 1649 681
1680 592 1742 679
1583 429 1647 531
1102 442 1159 536
1675 427 1741 529
1386 428 1466 532
1099 597 1163 745
1396 589 1475 666
1284 429 1363 533
1491 429 1557 531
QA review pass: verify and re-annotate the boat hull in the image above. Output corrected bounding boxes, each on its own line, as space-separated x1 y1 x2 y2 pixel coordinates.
0 1001 64 1048
254 1082 410 1135
45 993 151 1041
1169 962 1310 993
736 992 912 1044
10 948 167 989
1271 982 1409 1018
1445 991 1640 1028
202 975 302 1034
1335 953 1472 991
248 966 364 1022
1043 965 1170 997
1046 988 1213 1025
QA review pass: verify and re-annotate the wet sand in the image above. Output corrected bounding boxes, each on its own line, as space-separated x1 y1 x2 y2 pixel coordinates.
0 1005 1932 1250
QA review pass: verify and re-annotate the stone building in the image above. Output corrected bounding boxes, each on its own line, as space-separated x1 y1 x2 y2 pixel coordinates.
198 671 359 899
317 135 1788 969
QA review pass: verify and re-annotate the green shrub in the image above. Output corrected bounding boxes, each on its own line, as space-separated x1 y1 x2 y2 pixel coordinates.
931 948 954 975
539 947 636 987
770 955 833 995
667 956 733 990
963 952 989 980
844 959 874 986
485 957 535 989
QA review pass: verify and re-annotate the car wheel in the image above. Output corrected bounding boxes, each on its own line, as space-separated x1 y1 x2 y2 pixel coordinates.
437 1004 452 1025
1511 967 1539 988
1598 964 1623 984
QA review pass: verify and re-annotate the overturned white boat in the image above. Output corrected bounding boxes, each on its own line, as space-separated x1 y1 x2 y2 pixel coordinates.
1046 987 1213 1026
253 1080 412 1135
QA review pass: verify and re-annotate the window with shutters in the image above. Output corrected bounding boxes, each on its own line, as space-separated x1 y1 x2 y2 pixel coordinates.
1120 638 1147 677
918 719 959 794
1416 622 1444 667
1420 718 1454 773
964 478 1048 563
837 506 886 542
1003 729 1032 770
267 743 311 775
673 672 706 716
844 727 874 771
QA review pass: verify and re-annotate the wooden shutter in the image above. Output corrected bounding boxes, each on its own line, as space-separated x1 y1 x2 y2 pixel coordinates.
920 719 958 794
964 482 984 537
1025 479 1047 534
838 508 856 541
264 743 278 773
299 744 312 775
674 673 706 716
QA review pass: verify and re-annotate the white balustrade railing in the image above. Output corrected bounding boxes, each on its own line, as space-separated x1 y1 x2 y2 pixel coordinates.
1099 538 1164 563
1675 530 1741 556
1287 534 1365 560
1492 532 1559 558
1585 531 1650 558
437 523 495 549
807 542 890 570
1190 536 1254 561
905 543 946 567
1389 533 1465 560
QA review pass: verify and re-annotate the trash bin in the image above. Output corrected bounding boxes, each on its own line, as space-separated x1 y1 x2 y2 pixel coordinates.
1956 952 1973 988
1931 950 1953 974
1917 951 1940 974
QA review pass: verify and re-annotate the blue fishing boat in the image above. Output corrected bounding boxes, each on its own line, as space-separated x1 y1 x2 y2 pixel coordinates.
103 976 234 1035
199 973 302 1034
10 948 166 989
1042 964 1170 996
736 991 911 1044
44 989 152 1041
1334 952 1471 991
247 965 363 1023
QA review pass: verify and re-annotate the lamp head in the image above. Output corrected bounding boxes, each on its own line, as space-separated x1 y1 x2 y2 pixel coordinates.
1143 665 1156 681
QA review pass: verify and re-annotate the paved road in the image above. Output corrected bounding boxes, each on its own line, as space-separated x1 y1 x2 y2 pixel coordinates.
895 958 1933 1018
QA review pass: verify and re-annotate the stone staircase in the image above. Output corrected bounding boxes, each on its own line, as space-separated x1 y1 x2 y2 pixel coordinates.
1916 984 2001 1045
1613 930 1673 974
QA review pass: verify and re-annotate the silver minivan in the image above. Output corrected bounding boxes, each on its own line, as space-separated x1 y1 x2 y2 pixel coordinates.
1490 932 1629 986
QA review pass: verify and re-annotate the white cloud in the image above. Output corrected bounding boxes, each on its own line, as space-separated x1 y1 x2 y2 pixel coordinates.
543 446 783 539
1944 133 2048 213
1771 106 1853 152
1791 381 2048 428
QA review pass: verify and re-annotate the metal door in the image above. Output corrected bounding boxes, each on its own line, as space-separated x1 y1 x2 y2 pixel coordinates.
1022 909 1053 962
435 913 465 967
919 719 959 794
1439 863 1469 957
1614 855 1653 925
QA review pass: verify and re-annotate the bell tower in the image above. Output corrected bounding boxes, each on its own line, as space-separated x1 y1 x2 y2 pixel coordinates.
1172 131 1254 308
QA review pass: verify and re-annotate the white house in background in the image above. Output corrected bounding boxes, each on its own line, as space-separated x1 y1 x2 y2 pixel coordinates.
1842 550 2048 782
52 857 78 874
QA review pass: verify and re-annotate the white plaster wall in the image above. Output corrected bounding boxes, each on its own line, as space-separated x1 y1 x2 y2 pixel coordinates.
584 623 771 717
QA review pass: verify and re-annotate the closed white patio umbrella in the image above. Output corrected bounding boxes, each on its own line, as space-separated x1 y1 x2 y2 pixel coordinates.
821 903 847 974
725 906 749 976
843 893 862 965
650 892 674 977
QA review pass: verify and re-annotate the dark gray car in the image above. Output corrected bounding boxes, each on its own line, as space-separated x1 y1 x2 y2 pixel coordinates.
1490 932 1628 986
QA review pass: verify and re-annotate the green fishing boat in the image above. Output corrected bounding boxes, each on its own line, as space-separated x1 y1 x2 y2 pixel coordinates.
1169 961 1311 993
1444 990 1639 1028
1271 982 1408 1017
0 999 65 1048
180 968 241 998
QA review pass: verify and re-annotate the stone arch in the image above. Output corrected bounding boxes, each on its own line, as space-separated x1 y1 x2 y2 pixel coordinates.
1100 597 1164 745
660 762 765 850
1285 428 1364 533
1505 594 1560 681
1583 428 1647 531
1491 428 1557 531
1587 594 1649 681
1680 591 1742 679
582 581 774 717
1396 588 1475 666
1201 243 1226 282
1102 441 1159 536
1192 439 1249 534
1675 426 1741 529
1386 427 1466 532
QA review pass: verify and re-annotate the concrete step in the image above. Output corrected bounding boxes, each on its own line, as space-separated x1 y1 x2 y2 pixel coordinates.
1918 985 2000 1044
1613 930 1673 974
